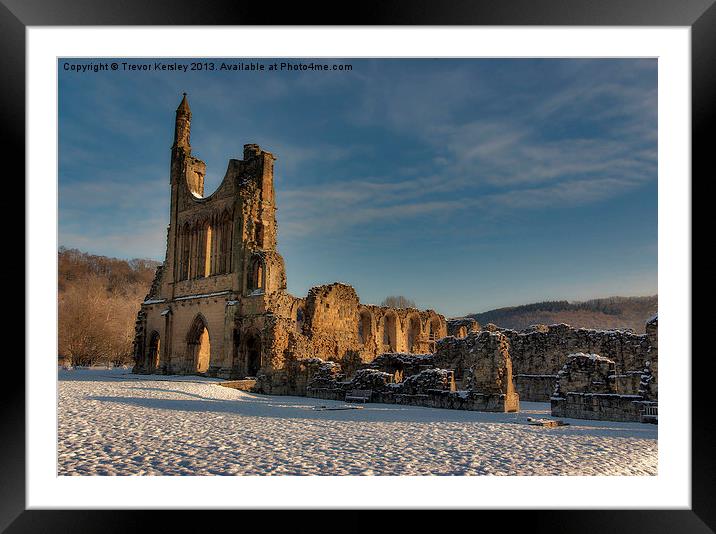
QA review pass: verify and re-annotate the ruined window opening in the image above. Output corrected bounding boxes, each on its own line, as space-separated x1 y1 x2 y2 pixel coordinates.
248 256 265 291
256 263 263 289
383 314 397 351
204 225 213 277
358 311 372 344
254 221 264 248
217 215 233 275
428 317 442 341
188 226 196 279
178 224 191 280
296 307 305 333
407 316 421 352
196 224 209 278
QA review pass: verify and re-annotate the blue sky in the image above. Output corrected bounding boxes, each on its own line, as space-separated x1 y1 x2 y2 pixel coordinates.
58 58 657 316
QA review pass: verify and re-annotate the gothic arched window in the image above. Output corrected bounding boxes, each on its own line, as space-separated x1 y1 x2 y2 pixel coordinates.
248 256 265 292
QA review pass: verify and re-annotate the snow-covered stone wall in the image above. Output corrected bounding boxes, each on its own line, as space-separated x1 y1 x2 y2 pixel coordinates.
502 321 657 401
550 351 658 423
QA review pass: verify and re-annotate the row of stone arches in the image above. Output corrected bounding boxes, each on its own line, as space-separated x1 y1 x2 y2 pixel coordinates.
357 310 443 353
145 315 212 374
144 314 263 378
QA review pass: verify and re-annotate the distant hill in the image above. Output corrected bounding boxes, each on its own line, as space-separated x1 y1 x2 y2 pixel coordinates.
466 295 658 333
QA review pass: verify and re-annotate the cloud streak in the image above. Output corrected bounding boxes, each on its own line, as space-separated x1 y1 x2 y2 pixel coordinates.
273 59 657 240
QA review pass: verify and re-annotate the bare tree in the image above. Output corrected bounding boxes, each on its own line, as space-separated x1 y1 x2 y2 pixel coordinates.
381 295 417 309
58 248 153 367
59 275 112 366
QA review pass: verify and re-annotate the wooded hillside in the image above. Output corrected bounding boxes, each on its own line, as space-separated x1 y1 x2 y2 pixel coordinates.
467 295 658 333
58 247 160 366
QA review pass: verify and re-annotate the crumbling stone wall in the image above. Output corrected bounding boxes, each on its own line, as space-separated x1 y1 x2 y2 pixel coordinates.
550 352 657 422
434 331 513 391
552 353 616 398
503 322 655 401
254 283 448 394
400 368 455 395
305 352 518 413
432 331 519 410
552 393 655 422
446 317 481 338
368 352 435 383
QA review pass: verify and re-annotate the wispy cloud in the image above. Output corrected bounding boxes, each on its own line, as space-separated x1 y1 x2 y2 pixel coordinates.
275 60 657 239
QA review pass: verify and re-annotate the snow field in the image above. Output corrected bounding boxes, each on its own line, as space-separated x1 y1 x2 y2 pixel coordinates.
58 369 657 476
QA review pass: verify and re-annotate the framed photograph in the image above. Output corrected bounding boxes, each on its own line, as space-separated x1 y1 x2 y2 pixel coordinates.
8 0 708 529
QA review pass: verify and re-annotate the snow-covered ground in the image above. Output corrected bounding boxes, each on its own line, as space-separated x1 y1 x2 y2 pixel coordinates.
58 368 657 476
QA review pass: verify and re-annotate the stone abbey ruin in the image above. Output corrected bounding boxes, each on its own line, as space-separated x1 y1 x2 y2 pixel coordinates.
133 95 658 423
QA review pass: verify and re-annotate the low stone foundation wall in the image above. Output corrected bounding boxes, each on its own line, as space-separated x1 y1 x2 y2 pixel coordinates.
307 386 519 412
390 390 519 412
306 387 348 401
551 392 655 423
514 374 558 401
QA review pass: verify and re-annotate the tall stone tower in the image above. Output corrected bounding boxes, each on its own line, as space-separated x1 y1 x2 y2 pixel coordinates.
235 143 286 297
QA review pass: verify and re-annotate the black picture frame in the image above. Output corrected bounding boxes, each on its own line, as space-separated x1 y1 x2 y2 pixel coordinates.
5 0 708 530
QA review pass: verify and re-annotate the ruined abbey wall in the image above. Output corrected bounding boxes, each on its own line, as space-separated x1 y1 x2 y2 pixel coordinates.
434 330 517 401
499 323 657 401
256 282 446 394
446 317 481 339
299 331 520 413
550 351 657 422
133 95 446 386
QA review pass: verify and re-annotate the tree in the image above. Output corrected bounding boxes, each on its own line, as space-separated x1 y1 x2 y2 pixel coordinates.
381 295 417 309
58 248 157 367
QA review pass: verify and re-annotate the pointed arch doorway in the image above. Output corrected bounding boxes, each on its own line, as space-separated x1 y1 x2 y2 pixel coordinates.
187 315 211 374
243 331 262 377
147 331 161 372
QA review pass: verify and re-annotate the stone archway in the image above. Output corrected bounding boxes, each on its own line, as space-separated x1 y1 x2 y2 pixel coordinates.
406 315 421 352
382 312 398 352
358 310 373 345
428 317 442 341
187 315 211 374
147 331 161 372
244 331 262 377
